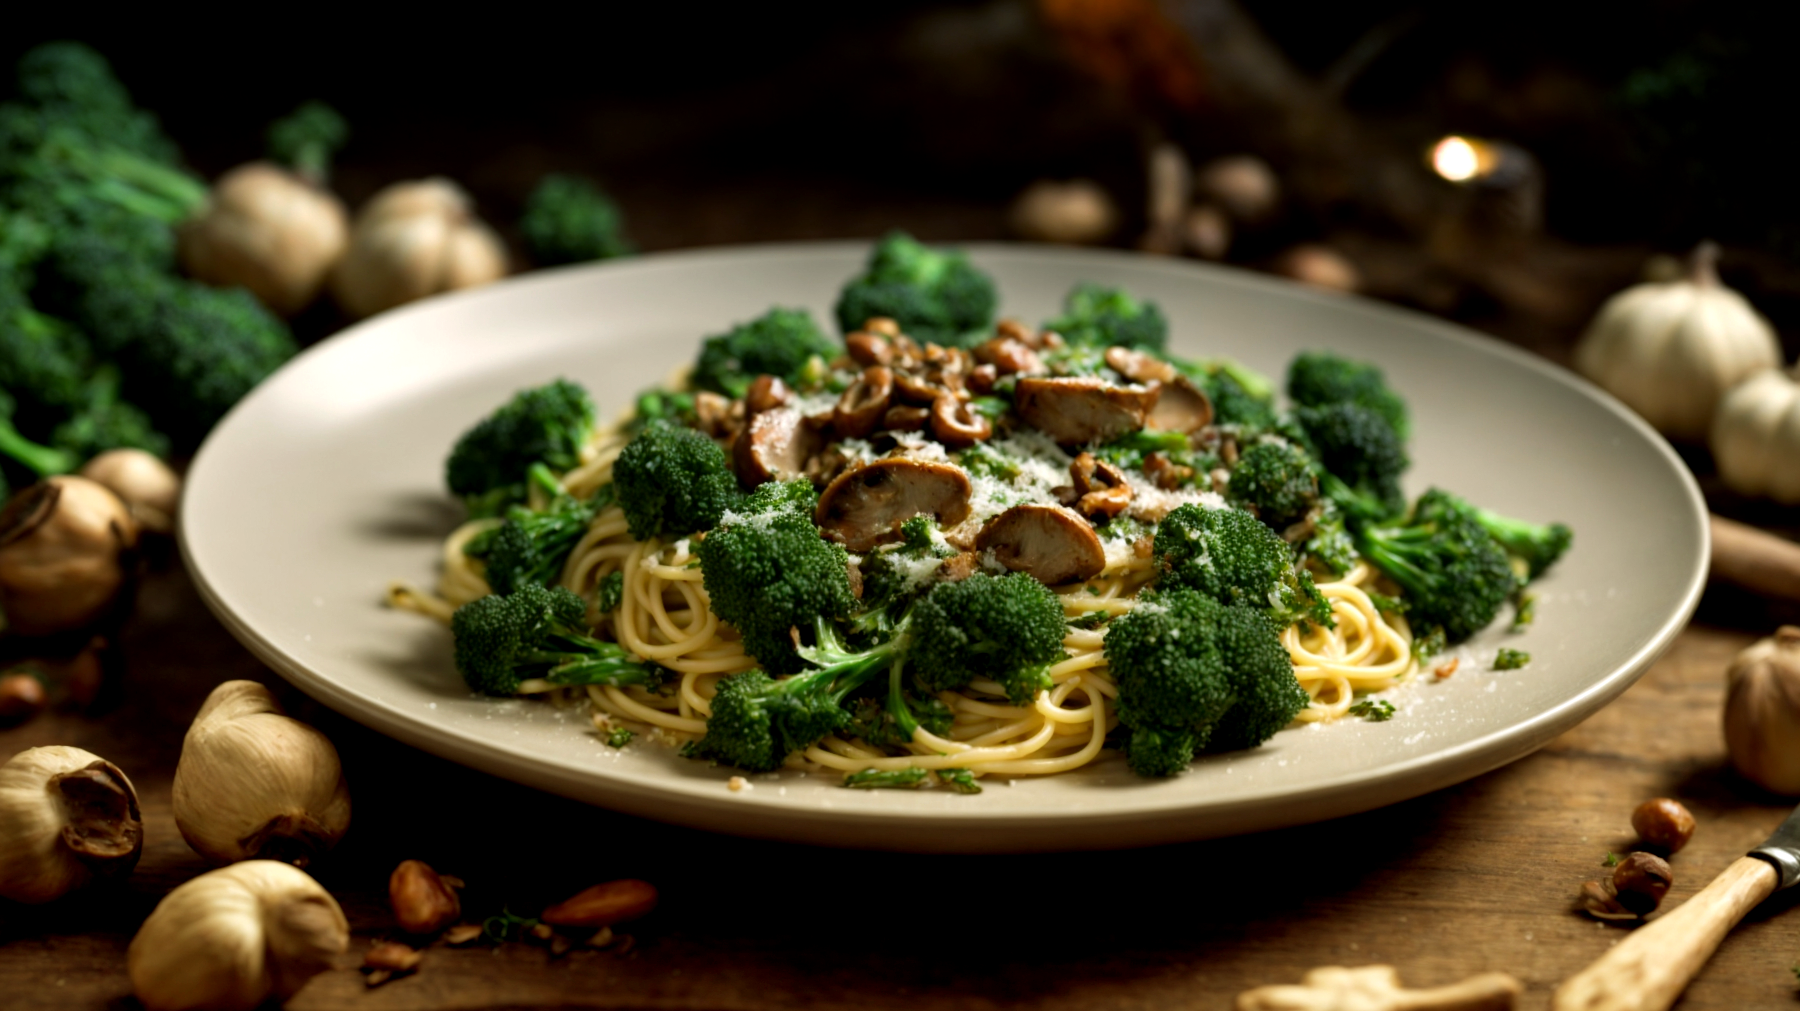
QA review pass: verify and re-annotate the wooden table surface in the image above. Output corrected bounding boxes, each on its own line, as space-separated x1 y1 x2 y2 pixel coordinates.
4 537 1800 1010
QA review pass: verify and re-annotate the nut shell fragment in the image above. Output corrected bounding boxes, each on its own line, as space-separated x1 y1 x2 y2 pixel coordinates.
540 878 659 928
817 458 973 552
975 504 1106 586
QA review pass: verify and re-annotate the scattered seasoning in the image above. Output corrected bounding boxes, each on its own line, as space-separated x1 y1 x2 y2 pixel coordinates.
1347 699 1396 722
1433 657 1460 681
727 776 749 792
1069 610 1110 630
605 726 635 749
1494 648 1531 670
843 768 930 789
597 571 625 612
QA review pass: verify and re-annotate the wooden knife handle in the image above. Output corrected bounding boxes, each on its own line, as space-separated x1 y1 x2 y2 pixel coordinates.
1710 515 1800 601
1553 856 1778 1011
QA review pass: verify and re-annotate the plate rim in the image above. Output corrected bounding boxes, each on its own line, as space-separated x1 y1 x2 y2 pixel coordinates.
179 240 1711 851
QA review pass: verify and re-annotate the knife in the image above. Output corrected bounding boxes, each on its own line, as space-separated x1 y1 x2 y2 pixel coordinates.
1553 806 1800 1011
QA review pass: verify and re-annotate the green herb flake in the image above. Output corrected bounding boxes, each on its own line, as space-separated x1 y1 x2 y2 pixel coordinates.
597 570 626 613
1603 852 1622 868
482 908 540 944
1347 699 1396 722
1511 590 1537 630
938 768 982 794
1411 626 1447 662
1068 610 1110 630
1494 648 1531 670
604 726 635 748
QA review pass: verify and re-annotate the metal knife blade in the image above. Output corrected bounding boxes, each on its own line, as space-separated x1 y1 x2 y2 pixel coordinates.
1747 803 1800 890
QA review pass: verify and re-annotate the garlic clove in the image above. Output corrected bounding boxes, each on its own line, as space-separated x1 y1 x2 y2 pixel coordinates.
1724 626 1800 794
0 476 139 637
179 162 349 317
1711 366 1800 505
172 681 351 867
79 449 182 536
0 746 143 903
128 860 348 1011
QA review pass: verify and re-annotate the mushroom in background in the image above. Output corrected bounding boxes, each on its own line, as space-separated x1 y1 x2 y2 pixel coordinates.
1009 179 1119 244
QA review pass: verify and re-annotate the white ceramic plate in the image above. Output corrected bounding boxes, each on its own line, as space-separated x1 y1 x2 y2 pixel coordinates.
181 243 1707 853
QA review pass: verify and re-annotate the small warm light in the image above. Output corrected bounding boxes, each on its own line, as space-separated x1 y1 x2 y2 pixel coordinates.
1432 136 1481 182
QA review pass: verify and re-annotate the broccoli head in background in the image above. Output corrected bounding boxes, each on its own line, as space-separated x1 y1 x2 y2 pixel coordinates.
1227 440 1318 530
695 479 856 674
1044 283 1168 353
691 307 836 399
1287 350 1409 440
1104 588 1306 776
908 571 1067 703
450 582 661 696
612 420 742 541
1153 503 1332 627
265 101 347 184
48 366 169 460
1299 499 1358 577
833 231 996 348
445 378 596 518
1356 488 1518 643
519 174 633 267
693 661 882 773
10 42 180 164
1292 402 1409 524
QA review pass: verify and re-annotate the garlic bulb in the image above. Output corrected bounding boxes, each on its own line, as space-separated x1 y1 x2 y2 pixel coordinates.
1711 365 1800 504
1195 154 1280 225
0 746 143 903
1724 626 1800 793
1574 243 1781 440
1008 179 1118 244
179 163 349 316
329 178 507 319
128 860 348 1011
0 475 140 637
80 449 182 535
173 681 351 867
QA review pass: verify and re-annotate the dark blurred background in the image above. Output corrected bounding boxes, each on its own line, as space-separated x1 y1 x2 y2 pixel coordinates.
6 0 1798 353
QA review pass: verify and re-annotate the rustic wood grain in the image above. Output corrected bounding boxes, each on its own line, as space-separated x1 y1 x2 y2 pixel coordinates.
5 559 1800 1011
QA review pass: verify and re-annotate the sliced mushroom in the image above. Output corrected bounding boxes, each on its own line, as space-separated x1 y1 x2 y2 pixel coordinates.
994 318 1041 347
816 458 973 552
929 394 992 449
733 407 821 488
966 363 999 396
692 391 738 439
1143 452 1195 490
864 317 901 337
974 336 1044 376
975 504 1106 586
1012 377 1159 446
882 405 930 432
834 366 894 439
1069 452 1133 520
1103 348 1213 433
893 372 944 406
845 331 893 367
744 375 792 417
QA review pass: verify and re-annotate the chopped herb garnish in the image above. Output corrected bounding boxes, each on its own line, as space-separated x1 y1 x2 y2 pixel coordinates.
482 908 540 944
1347 699 1396 722
1494 648 1531 670
843 768 930 790
1511 590 1537 630
1603 852 1622 868
597 570 625 613
605 726 635 748
1069 610 1111 630
1366 592 1406 615
938 768 982 794
1411 626 1446 662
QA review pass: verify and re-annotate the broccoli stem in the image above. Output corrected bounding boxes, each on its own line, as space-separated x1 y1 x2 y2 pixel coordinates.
0 416 76 478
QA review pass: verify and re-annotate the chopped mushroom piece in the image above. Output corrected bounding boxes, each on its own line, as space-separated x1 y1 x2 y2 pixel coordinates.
1069 452 1133 520
744 375 792 416
816 458 973 551
1104 346 1177 384
974 335 1044 376
975 504 1106 586
882 405 930 431
733 407 821 487
845 331 893 367
929 394 993 449
893 372 945 406
834 366 894 439
1145 376 1212 433
1013 377 1159 446
1236 965 1521 1011
692 391 738 439
1143 452 1195 490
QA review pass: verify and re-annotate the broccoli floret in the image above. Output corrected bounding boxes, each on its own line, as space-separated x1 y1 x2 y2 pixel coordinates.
450 582 662 696
695 657 886 773
626 389 696 433
937 768 982 793
1152 503 1332 627
445 379 596 518
519 174 633 267
1356 488 1517 643
10 42 180 164
0 274 91 424
1177 358 1278 431
847 691 954 748
834 231 997 348
597 570 626 614
465 466 605 595
0 104 205 228
1472 507 1573 582
1300 499 1358 577
1092 429 1192 472
1044 283 1168 353
613 420 742 541
1228 440 1318 530
908 572 1067 704
48 365 169 459
1287 350 1409 439
1293 402 1409 523
604 726 635 748
265 101 347 184
691 307 836 400
696 481 856 674
1104 589 1306 776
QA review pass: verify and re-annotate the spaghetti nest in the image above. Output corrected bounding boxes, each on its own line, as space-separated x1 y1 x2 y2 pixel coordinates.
392 426 1416 783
